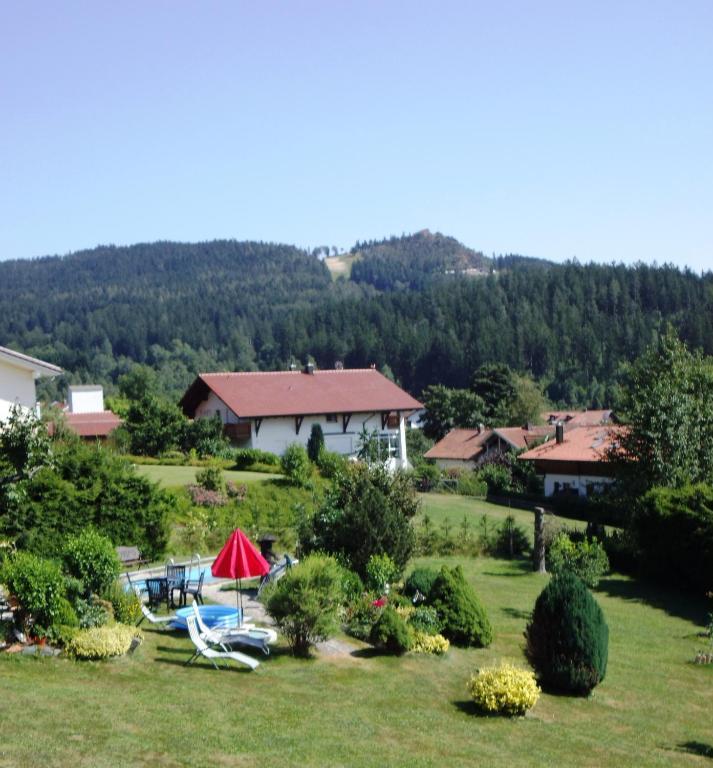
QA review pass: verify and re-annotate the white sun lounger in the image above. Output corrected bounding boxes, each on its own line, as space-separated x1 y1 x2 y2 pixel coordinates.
191 601 277 655
185 615 259 670
137 598 176 628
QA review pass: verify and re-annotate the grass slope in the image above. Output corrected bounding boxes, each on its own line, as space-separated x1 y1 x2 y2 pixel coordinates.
1 554 710 767
135 464 280 489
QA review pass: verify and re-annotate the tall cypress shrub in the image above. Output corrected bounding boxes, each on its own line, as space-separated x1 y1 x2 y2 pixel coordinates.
525 572 608 695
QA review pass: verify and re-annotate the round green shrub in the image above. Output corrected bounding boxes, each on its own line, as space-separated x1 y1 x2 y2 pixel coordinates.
526 572 609 694
548 532 609 588
63 529 120 596
365 553 399 594
280 444 312 488
264 554 343 657
369 605 413 655
195 463 225 492
0 551 66 633
429 565 493 647
317 449 347 479
338 567 364 605
403 567 439 601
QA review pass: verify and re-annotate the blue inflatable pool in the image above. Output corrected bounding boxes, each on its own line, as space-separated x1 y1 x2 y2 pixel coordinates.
171 604 241 630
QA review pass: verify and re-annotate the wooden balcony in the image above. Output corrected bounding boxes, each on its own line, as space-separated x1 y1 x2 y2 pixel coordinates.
223 422 251 443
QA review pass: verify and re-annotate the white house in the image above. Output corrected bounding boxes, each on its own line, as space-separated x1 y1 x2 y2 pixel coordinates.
0 345 62 422
518 424 619 497
179 366 423 470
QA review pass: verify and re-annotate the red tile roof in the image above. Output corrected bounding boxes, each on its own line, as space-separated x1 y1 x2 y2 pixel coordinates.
51 411 123 438
180 369 422 419
519 425 621 463
493 426 554 450
424 428 492 461
424 425 555 461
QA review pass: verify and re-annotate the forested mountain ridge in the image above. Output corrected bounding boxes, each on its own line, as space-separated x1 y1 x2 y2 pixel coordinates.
0 233 711 408
350 229 491 291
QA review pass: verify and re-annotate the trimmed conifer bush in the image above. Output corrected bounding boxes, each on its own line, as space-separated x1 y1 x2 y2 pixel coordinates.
526 572 609 695
429 565 493 647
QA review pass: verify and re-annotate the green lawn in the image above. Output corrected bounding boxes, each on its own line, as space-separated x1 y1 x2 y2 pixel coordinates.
418 492 590 543
1 554 711 767
135 464 280 489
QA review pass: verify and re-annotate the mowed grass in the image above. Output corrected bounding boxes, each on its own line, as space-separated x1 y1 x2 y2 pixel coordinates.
135 464 280 489
1 554 711 767
417 492 589 543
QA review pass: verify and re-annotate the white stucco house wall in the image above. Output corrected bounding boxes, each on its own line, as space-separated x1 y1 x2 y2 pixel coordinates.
180 366 423 470
0 345 62 422
518 424 619 498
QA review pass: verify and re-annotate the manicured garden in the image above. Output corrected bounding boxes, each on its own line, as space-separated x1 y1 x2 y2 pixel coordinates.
1 551 711 768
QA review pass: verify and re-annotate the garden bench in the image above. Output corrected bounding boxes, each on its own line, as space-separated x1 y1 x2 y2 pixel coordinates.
116 546 148 569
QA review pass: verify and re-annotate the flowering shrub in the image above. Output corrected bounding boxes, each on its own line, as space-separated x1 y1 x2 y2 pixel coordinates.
412 631 449 655
68 624 143 660
467 663 540 716
186 484 227 507
225 481 247 500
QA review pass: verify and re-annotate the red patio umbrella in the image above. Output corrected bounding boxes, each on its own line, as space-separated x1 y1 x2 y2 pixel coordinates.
211 529 270 625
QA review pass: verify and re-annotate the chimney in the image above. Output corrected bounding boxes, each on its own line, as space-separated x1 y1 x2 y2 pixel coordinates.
478 423 485 434
289 361 297 372
556 422 564 444
334 360 344 370
304 361 315 375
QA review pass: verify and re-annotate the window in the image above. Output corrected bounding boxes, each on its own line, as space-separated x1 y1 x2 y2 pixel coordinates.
326 414 338 423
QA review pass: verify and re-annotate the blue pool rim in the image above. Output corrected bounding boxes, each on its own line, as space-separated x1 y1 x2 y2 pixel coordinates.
171 604 241 631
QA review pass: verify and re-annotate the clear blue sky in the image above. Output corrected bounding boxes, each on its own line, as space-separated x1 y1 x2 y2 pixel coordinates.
1 1 711 269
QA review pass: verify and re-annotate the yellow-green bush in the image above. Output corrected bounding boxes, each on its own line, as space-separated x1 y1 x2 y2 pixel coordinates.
412 631 449 655
68 624 143 660
467 662 540 716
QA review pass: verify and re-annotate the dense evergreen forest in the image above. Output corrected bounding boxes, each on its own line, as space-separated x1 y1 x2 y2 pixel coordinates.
0 232 711 407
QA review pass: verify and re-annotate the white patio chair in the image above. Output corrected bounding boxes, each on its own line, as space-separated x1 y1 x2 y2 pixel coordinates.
184 615 259 670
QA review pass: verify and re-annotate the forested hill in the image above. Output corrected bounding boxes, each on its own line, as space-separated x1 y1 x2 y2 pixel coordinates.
1 234 711 407
350 230 491 290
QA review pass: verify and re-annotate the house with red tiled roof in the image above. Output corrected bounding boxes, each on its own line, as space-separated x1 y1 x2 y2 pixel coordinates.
518 423 621 497
179 365 422 469
48 385 122 440
0 344 62 422
424 425 553 470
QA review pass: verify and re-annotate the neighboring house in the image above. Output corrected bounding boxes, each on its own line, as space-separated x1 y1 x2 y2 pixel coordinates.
179 365 422 469
424 425 553 470
518 424 620 497
0 345 62 422
49 385 122 440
